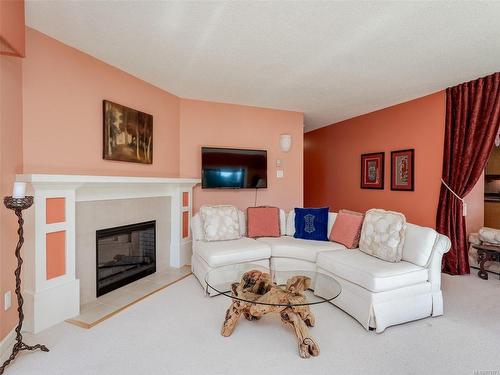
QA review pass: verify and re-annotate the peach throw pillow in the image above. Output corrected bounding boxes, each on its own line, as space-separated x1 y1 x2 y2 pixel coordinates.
247 207 281 238
329 209 364 248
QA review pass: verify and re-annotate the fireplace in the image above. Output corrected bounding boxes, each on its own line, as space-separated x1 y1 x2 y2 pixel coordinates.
96 221 156 297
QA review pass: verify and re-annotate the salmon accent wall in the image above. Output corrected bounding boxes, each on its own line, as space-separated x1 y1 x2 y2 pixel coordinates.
179 99 304 212
0 0 25 57
0 55 24 339
304 91 485 230
182 211 189 239
305 92 446 228
46 197 65 224
22 28 180 177
45 197 67 280
46 231 66 280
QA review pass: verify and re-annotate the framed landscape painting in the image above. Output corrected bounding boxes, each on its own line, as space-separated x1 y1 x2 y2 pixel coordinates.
361 152 384 189
103 100 153 164
391 149 414 191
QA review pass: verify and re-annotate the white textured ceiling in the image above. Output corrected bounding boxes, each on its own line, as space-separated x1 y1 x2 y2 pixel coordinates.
26 1 500 132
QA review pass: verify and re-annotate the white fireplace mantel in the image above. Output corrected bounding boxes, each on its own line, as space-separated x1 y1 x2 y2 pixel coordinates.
18 173 200 184
17 174 200 201
17 174 200 333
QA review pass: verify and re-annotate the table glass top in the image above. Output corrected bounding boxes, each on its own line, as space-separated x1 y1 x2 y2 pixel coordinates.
205 263 341 307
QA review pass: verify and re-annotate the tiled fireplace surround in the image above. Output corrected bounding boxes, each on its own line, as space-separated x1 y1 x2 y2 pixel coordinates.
78 198 168 306
17 174 200 333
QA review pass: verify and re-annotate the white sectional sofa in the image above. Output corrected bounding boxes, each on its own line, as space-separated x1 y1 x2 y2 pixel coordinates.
191 209 451 333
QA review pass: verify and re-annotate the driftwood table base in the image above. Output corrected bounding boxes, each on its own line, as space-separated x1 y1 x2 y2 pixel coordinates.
220 270 320 358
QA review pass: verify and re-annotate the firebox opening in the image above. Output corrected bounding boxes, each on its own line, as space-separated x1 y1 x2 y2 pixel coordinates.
96 221 156 297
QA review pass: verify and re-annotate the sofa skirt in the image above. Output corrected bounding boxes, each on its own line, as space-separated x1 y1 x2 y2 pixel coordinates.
315 267 434 333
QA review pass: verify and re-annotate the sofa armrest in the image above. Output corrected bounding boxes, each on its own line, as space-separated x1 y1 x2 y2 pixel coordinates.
427 234 451 291
468 233 481 245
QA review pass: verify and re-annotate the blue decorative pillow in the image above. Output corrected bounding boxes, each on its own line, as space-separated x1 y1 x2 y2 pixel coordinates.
294 207 329 241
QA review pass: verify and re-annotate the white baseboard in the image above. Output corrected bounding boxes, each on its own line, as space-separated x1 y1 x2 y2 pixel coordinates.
0 329 16 363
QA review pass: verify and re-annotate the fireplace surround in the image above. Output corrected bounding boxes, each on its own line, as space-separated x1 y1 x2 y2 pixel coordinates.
16 174 200 333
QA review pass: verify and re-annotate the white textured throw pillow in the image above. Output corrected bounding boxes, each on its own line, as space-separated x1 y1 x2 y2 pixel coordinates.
359 209 406 262
479 227 500 245
200 205 241 241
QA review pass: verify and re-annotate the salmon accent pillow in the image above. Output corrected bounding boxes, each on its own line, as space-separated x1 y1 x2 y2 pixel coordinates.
329 209 364 249
247 207 281 238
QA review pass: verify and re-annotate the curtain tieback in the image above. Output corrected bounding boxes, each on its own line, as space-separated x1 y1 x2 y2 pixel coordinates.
441 179 467 216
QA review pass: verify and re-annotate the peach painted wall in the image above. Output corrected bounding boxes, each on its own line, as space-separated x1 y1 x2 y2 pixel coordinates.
180 99 304 212
22 28 180 177
0 0 25 57
0 55 24 340
305 92 446 228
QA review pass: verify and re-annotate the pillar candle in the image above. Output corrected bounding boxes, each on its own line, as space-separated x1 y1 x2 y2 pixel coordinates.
12 182 26 199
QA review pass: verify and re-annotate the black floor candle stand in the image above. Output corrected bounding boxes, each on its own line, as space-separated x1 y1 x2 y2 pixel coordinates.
0 196 49 375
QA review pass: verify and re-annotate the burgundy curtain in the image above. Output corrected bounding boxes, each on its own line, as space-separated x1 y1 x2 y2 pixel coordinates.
437 72 500 275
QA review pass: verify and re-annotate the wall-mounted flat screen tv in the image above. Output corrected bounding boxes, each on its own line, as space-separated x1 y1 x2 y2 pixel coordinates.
201 147 267 189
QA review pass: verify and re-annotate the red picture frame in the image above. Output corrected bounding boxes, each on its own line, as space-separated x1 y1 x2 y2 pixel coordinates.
391 149 414 191
361 152 384 189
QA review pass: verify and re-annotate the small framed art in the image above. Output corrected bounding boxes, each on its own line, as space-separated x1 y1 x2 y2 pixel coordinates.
361 152 384 189
391 149 414 191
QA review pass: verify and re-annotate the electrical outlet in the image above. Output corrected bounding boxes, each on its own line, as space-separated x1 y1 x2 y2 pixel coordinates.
4 291 12 311
276 170 284 178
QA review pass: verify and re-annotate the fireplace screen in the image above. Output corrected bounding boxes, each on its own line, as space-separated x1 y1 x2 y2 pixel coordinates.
96 221 156 297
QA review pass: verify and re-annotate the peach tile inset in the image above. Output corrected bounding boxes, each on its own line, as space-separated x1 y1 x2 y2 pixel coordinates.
182 192 189 207
46 231 66 280
46 197 65 224
182 211 189 238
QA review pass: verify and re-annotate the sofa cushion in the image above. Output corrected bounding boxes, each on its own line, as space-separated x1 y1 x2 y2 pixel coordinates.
238 210 246 237
191 213 205 241
193 210 245 240
402 223 437 267
327 212 337 237
279 209 286 236
479 227 500 245
287 210 337 237
317 250 428 292
194 237 271 267
329 209 364 248
286 210 296 236
200 205 241 241
256 236 346 262
294 207 330 241
359 209 406 262
247 207 281 238
239 209 285 237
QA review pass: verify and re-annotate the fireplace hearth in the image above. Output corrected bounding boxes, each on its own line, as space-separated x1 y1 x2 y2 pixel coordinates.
96 221 156 297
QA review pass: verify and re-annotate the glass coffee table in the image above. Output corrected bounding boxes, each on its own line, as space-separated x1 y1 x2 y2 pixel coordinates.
205 263 341 358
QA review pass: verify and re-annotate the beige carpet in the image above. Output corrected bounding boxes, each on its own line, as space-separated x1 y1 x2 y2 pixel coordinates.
5 272 500 375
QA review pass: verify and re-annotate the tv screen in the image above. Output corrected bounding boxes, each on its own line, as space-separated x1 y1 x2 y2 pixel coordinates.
202 147 267 189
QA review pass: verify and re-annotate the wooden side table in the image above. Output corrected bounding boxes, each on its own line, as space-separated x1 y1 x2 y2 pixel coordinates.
473 244 500 280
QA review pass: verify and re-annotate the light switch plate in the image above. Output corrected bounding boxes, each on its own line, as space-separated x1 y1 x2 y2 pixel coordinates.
4 291 11 311
276 170 284 178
